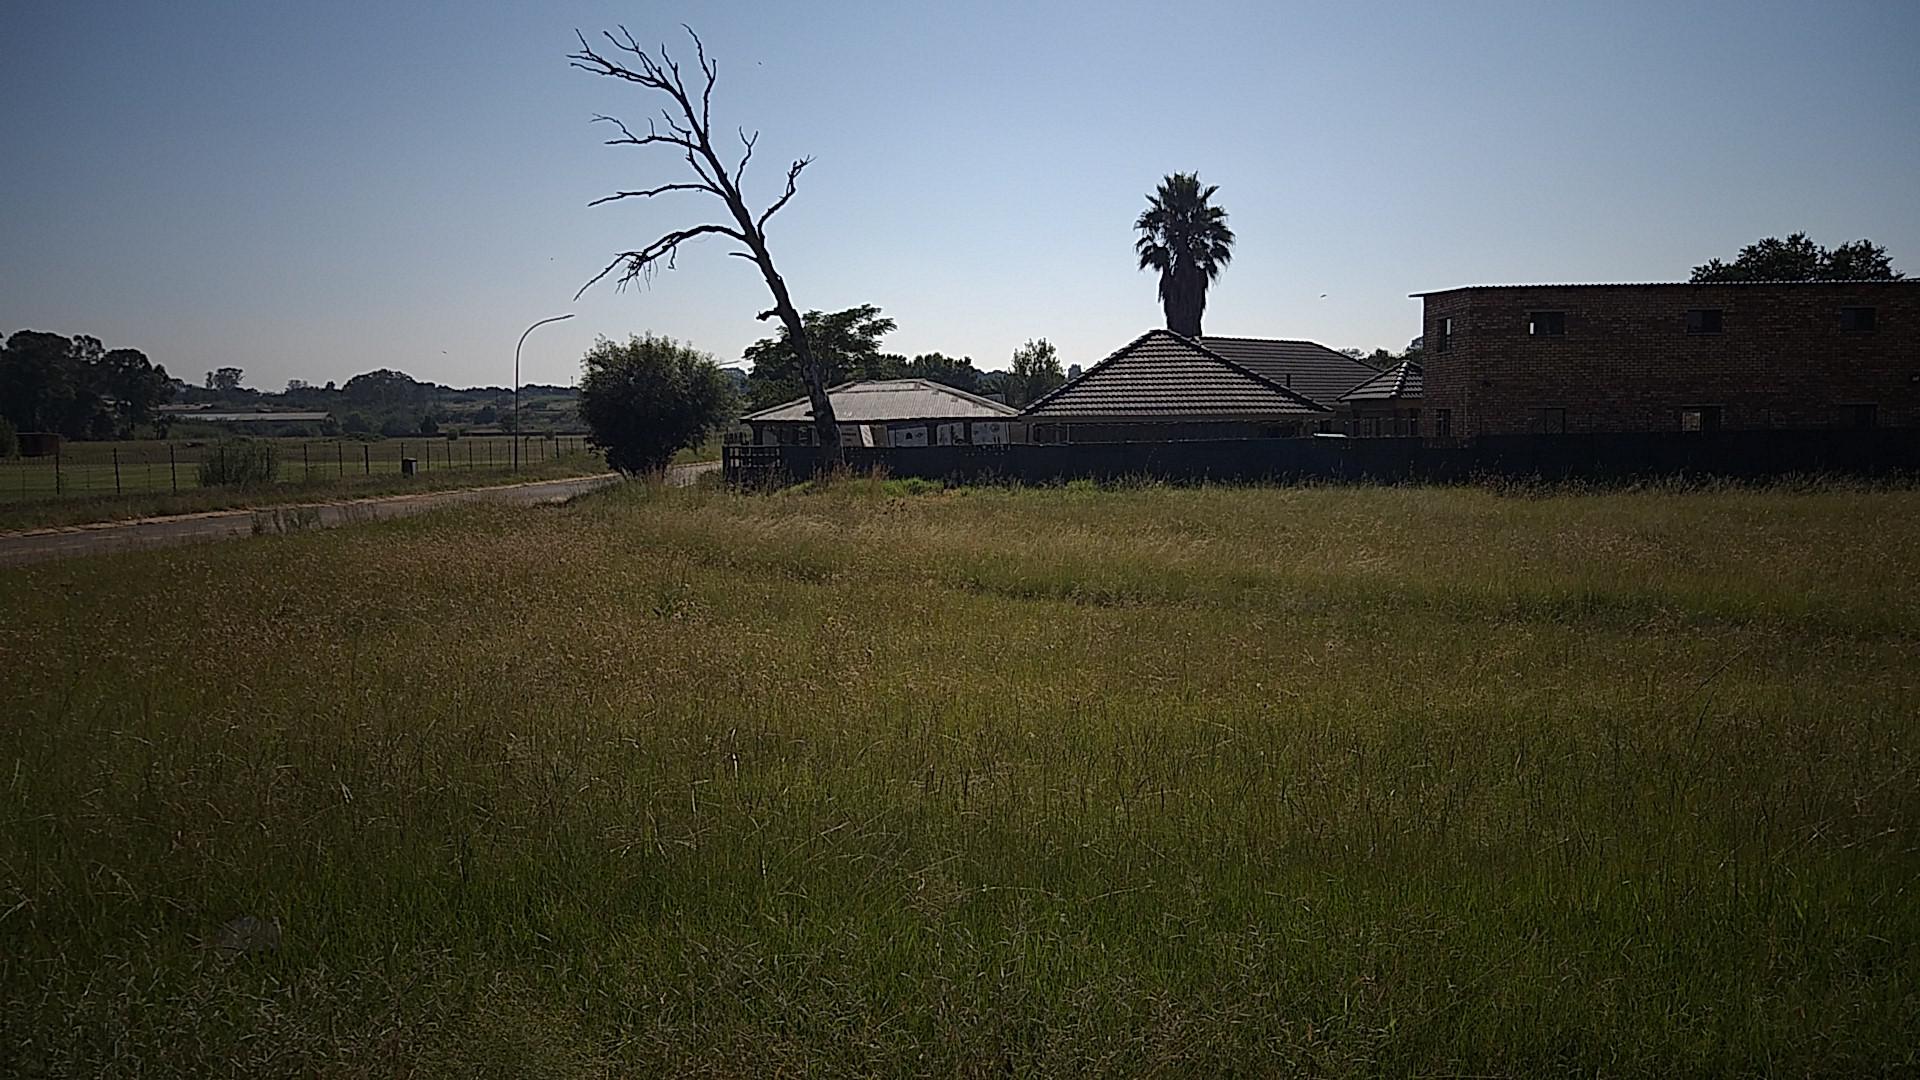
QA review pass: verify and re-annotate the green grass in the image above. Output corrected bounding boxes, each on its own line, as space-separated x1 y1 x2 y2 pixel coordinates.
671 431 725 464
0 435 594 503
1 480 1916 1075
0 442 604 532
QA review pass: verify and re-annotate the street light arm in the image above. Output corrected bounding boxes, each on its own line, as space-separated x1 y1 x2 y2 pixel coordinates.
517 313 577 358
514 313 575 468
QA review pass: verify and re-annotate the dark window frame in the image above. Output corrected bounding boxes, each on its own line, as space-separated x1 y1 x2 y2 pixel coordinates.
1433 408 1452 438
1839 307 1877 333
1436 317 1453 352
1527 310 1567 337
1686 308 1724 335
1678 405 1723 433
1539 407 1567 435
1835 403 1878 430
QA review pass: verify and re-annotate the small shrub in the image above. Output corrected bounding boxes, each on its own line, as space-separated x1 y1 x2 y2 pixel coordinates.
578 334 734 473
197 440 278 487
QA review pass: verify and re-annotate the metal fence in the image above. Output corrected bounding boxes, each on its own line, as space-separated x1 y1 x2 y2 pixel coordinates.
0 435 598 503
727 428 1920 487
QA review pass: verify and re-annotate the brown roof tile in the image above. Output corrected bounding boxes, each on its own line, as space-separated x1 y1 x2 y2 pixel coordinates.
1199 336 1383 405
1022 331 1328 420
1339 361 1423 402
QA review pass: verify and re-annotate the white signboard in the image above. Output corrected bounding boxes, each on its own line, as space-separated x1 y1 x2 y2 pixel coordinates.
971 421 1010 445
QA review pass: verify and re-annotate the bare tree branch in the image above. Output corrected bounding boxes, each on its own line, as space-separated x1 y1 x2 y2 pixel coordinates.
572 223 746 300
735 128 757 183
587 182 720 207
681 24 715 134
757 157 812 231
589 114 698 152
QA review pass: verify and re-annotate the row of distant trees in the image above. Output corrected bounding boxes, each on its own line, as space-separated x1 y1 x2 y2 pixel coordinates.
0 330 173 442
739 304 1064 412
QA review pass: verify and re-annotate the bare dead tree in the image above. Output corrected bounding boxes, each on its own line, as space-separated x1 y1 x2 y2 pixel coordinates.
570 25 840 458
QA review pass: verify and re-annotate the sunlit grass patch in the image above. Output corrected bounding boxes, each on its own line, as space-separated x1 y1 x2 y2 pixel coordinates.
2 480 1916 1074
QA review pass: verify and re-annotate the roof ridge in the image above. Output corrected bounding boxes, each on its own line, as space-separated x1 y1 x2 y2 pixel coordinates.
1183 334 1337 411
1021 329 1329 417
739 377 1017 421
1018 327 1166 414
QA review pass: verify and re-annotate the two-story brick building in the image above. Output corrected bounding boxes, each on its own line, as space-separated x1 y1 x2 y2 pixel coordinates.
1413 282 1919 438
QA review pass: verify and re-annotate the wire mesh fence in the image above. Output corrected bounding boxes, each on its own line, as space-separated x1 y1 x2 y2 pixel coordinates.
0 435 598 504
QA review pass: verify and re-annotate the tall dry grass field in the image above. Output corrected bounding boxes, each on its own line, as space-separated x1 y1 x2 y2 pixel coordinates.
2 479 1915 1075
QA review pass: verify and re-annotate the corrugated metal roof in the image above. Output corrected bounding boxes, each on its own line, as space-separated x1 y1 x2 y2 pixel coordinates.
1022 330 1328 419
741 379 1018 423
1410 280 1920 296
176 411 334 422
1339 361 1423 402
1199 336 1382 405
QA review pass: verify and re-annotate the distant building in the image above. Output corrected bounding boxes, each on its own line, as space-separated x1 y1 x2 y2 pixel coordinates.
160 411 334 424
1337 361 1423 437
740 379 1018 447
1413 281 1920 438
1019 330 1332 443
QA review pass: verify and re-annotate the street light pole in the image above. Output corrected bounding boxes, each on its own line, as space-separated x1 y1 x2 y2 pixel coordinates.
514 313 574 469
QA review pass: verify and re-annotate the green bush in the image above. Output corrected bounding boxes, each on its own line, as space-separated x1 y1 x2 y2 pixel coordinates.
197 440 278 488
578 333 734 474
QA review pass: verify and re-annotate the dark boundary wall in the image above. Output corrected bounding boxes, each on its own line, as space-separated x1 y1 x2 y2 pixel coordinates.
724 429 1920 487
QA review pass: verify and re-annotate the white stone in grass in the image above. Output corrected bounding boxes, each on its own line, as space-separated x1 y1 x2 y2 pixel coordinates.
211 914 282 955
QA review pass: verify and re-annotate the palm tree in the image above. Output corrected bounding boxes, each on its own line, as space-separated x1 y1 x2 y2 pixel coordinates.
1134 173 1235 338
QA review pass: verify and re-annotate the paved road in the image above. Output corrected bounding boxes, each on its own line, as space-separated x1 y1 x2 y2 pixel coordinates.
0 462 718 568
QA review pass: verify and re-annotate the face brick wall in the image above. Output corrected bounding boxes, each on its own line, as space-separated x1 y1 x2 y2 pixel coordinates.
1419 283 1920 437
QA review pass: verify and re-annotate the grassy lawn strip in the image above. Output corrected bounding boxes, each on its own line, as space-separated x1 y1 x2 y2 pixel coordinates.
0 456 607 533
1 479 1915 1074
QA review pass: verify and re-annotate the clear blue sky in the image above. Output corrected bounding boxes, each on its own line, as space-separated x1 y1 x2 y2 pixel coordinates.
3 1 1916 390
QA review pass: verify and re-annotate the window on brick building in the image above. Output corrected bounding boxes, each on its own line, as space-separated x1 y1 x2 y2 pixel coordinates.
1839 307 1876 333
1835 404 1877 430
1436 317 1453 352
1679 406 1722 433
1528 311 1566 336
1686 308 1724 334
1539 407 1567 435
1433 409 1451 437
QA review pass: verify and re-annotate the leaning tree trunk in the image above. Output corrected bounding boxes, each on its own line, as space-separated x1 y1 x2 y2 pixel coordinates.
734 217 840 466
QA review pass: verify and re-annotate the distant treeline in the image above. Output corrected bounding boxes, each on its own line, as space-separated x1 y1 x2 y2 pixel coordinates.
0 337 582 442
1 330 173 443
182 368 583 439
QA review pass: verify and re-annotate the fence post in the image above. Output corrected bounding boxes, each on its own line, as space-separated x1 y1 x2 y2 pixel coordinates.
54 443 60 495
303 442 310 480
424 441 430 472
170 443 177 492
364 444 370 475
337 440 344 477
113 447 122 494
